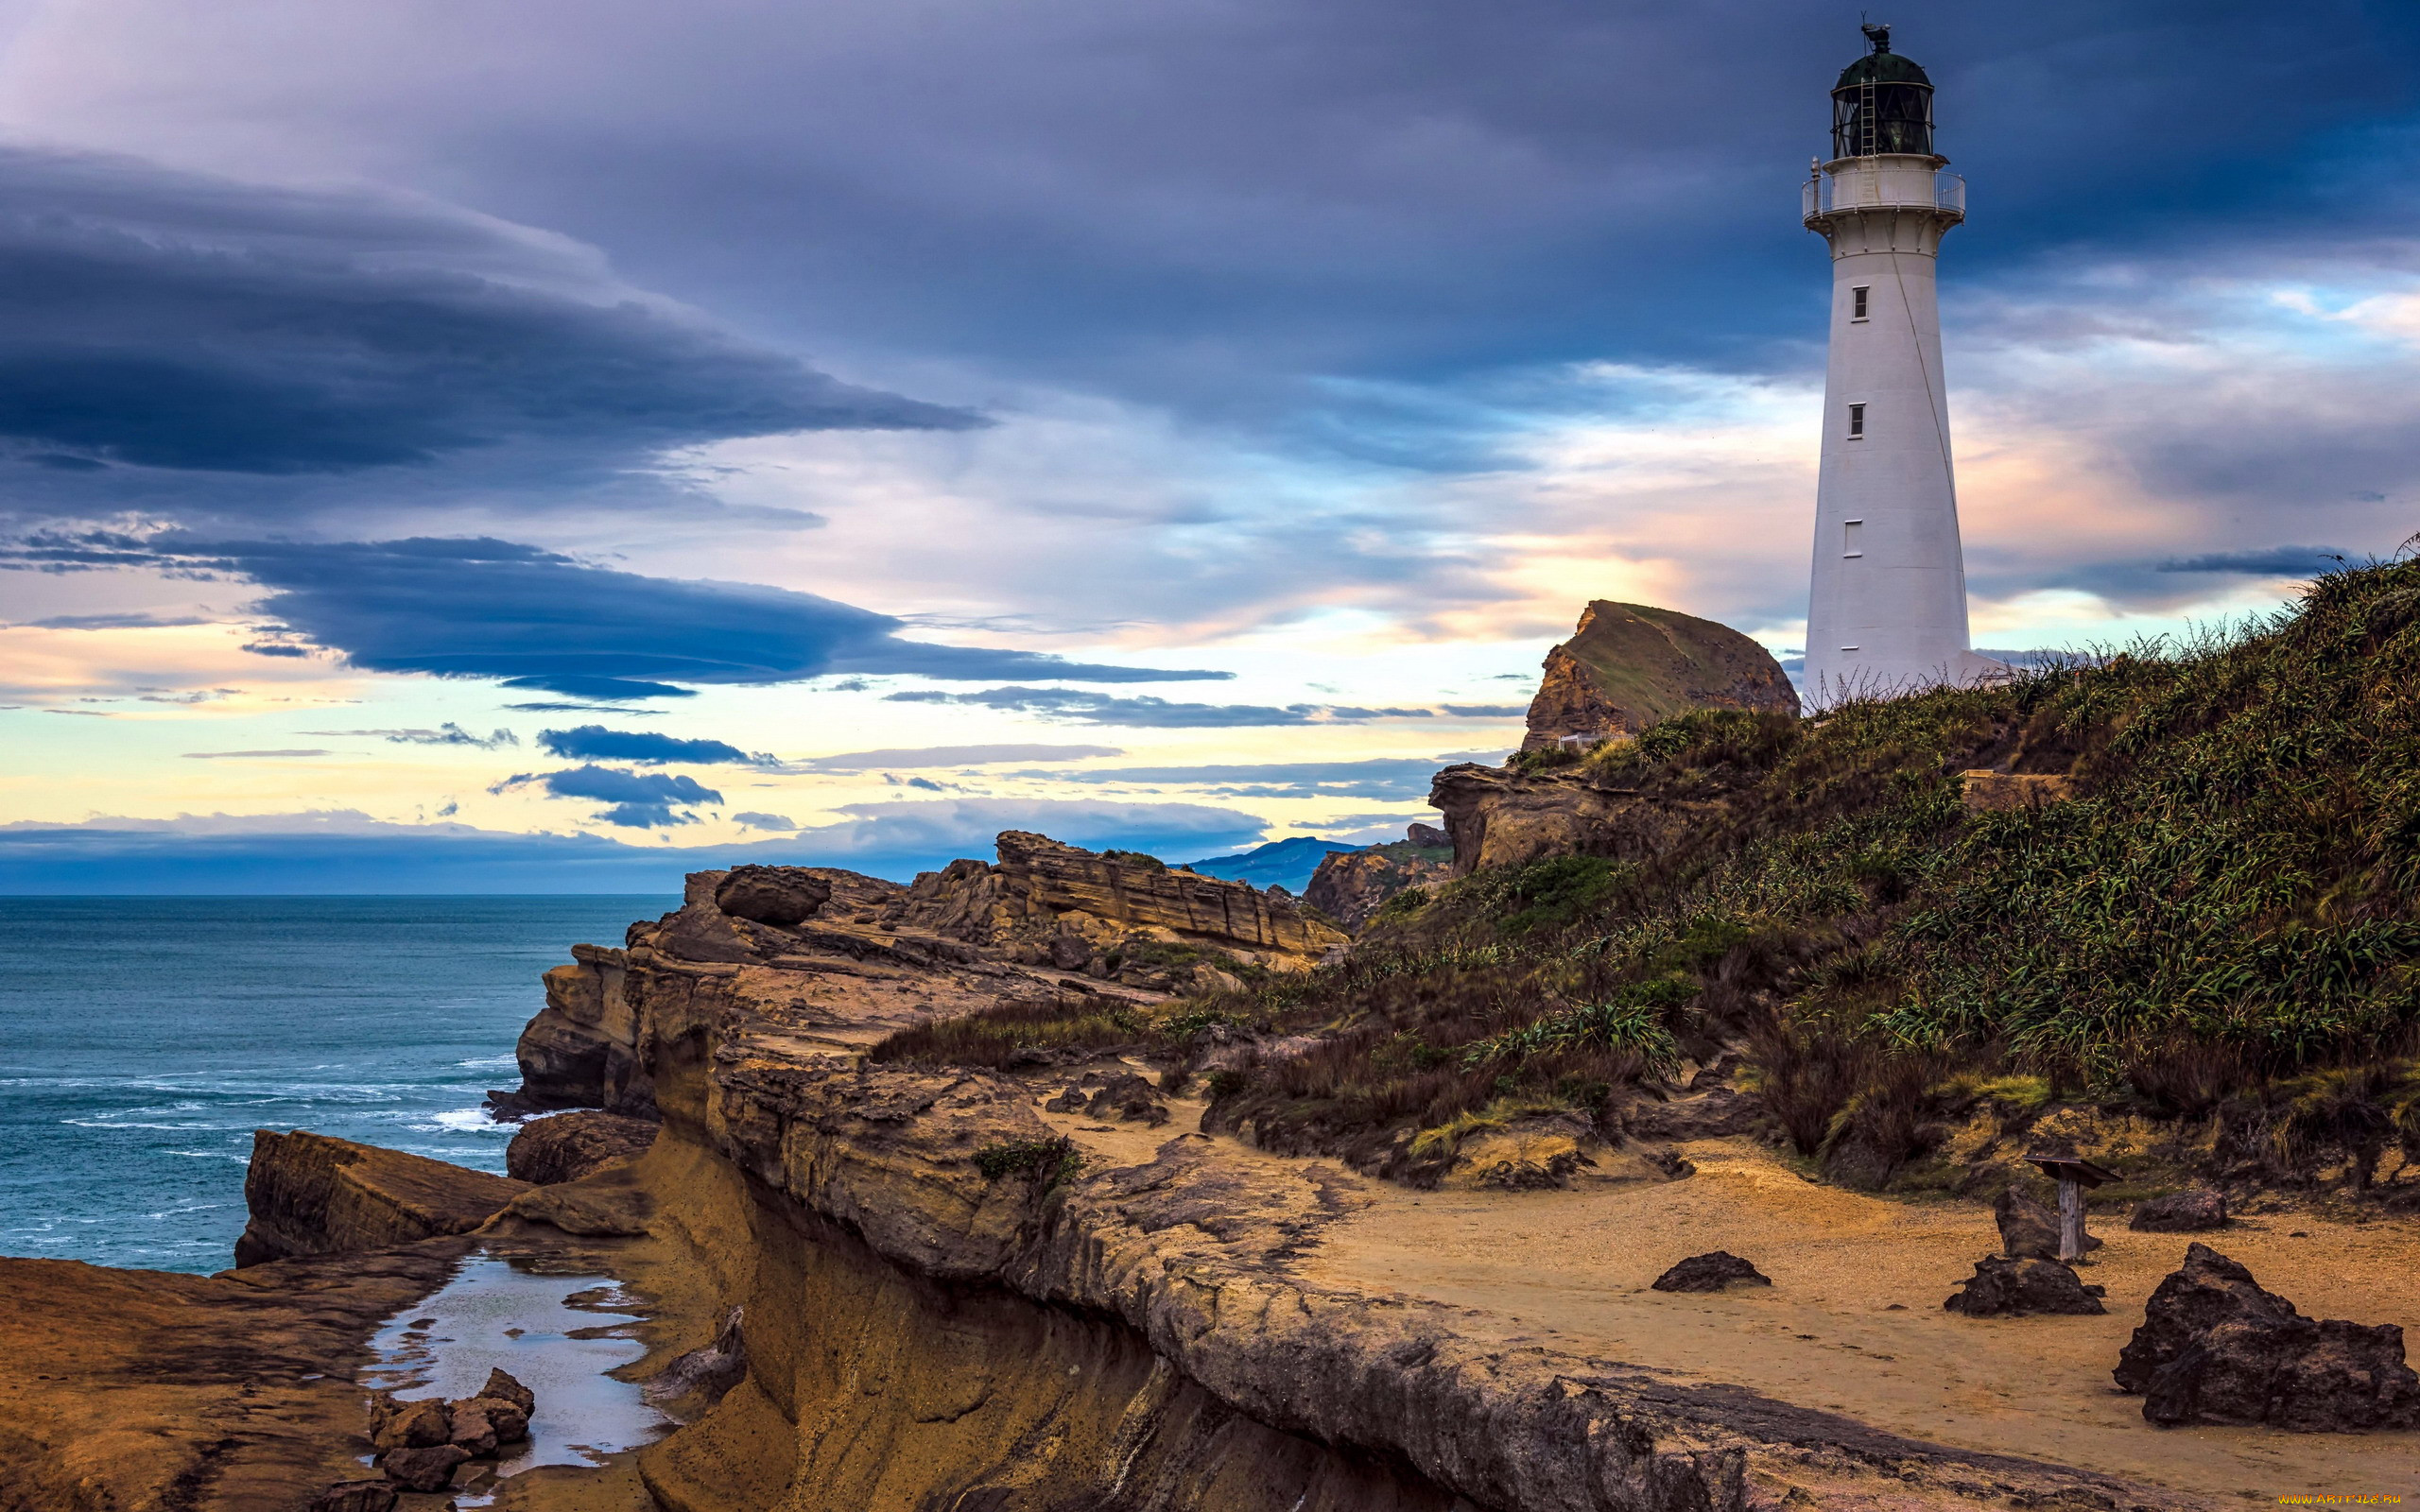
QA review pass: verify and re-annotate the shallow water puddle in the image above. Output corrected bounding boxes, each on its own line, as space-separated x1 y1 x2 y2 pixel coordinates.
360 1252 670 1503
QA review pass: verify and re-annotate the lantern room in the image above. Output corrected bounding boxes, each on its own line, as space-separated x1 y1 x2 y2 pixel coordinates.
1830 23 1936 161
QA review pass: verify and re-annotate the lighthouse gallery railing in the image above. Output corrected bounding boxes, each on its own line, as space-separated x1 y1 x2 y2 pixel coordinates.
1803 169 1965 222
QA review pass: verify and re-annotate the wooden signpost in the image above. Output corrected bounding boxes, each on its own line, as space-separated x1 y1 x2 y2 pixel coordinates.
2025 1153 2118 1263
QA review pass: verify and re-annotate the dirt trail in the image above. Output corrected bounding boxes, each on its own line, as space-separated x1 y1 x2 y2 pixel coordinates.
1284 1137 2418 1506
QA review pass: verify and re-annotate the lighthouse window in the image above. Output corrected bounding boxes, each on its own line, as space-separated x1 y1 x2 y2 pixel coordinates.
1843 520 1863 558
1847 403 1866 438
1851 286 1870 320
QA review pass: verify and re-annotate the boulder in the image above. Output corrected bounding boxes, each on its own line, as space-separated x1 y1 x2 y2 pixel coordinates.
1519 600 1797 753
1651 1252 1772 1293
1944 1256 2106 1317
444 1398 501 1456
2113 1243 2419 1430
480 1367 536 1417
2129 1190 2227 1232
1046 1071 1169 1126
379 1443 470 1493
507 1110 660 1185
369 1396 450 1452
458 1394 528 1446
1406 822 1449 849
715 865 833 926
1993 1187 2062 1260
305 1481 398 1512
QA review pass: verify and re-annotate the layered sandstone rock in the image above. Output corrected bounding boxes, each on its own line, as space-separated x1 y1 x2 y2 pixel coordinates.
506 1109 660 1184
1304 824 1455 930
1427 761 1722 875
234 1130 529 1266
1522 601 1798 752
897 831 1347 961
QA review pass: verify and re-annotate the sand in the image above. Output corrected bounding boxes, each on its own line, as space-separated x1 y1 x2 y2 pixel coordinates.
1291 1138 2420 1505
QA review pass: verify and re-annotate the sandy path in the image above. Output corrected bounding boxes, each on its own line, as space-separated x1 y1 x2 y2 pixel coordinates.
1285 1138 2418 1505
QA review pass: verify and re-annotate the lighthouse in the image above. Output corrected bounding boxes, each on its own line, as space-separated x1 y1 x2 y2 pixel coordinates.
1801 24 1996 705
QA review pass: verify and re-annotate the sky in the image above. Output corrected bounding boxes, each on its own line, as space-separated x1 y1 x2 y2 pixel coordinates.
4 0 2418 890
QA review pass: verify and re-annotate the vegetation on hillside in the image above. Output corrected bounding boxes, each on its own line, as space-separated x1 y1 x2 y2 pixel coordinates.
873 558 2420 1197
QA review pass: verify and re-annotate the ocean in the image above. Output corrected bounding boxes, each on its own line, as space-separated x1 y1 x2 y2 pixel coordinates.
0 896 671 1274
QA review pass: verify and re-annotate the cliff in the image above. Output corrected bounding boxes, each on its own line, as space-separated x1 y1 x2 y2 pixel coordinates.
1522 601 1797 752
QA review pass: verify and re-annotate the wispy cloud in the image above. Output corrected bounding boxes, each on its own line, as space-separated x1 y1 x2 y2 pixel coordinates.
305 722 518 748
788 742 1125 772
887 686 1439 728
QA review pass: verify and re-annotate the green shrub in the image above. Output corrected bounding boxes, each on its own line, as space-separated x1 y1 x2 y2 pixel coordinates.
973 1136 1081 1186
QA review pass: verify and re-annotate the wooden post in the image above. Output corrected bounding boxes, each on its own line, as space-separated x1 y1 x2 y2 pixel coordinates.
2057 1177 2085 1263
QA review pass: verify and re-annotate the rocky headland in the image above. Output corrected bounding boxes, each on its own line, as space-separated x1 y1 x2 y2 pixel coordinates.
13 570 2420 1510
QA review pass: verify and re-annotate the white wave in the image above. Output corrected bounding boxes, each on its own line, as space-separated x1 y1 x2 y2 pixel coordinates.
418 1108 510 1134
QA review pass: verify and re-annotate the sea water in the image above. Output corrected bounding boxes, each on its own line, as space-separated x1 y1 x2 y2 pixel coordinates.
0 896 671 1272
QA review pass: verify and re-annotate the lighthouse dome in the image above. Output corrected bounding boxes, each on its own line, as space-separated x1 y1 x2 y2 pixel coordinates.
1834 48 1932 91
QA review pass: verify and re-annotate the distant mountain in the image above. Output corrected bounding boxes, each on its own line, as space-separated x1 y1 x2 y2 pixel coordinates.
1180 835 1366 895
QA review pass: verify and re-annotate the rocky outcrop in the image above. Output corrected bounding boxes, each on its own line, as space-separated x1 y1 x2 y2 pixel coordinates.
1305 823 1455 930
2114 1242 2419 1430
233 1130 528 1265
506 1109 660 1184
1521 601 1797 752
898 831 1348 961
1944 1256 2106 1317
1428 762 1723 876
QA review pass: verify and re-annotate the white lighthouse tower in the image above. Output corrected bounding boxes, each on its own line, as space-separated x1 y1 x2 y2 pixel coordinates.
1801 25 1996 705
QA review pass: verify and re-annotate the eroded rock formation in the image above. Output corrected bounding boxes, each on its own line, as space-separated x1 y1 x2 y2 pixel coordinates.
1428 762 1724 875
234 1129 529 1265
1521 601 1797 752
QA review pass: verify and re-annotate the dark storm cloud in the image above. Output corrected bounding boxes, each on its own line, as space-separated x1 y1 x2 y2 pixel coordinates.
886 688 1434 728
421 0 2420 413
2157 546 2352 576
537 726 771 765
0 146 976 524
0 533 1234 697
491 764 724 828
